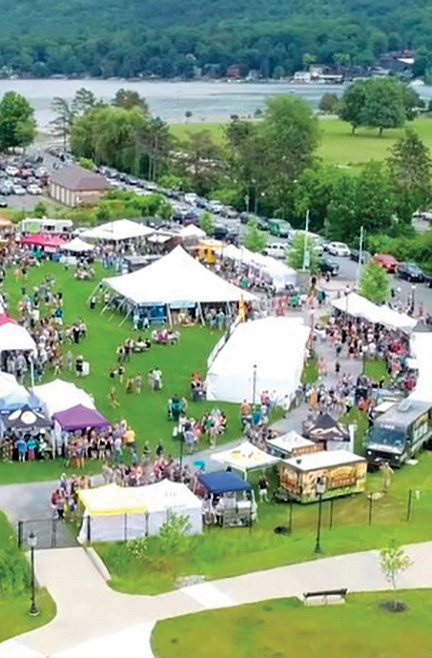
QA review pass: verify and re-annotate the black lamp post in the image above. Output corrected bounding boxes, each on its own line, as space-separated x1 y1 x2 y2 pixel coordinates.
28 531 39 616
411 284 416 315
179 433 184 472
314 478 326 554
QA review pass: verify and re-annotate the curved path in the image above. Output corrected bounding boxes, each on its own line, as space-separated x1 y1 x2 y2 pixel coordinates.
1 540 432 658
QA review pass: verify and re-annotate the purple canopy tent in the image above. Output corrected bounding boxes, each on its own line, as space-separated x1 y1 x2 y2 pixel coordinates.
53 404 109 431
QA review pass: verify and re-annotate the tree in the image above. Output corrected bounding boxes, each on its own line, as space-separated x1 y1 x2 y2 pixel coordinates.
360 78 406 136
199 211 214 235
242 221 267 252
326 174 357 242
71 88 97 115
356 161 394 234
387 129 432 223
293 162 340 231
112 89 149 113
287 232 318 270
338 80 367 134
379 541 412 596
178 130 222 195
359 260 389 303
318 92 339 114
0 91 36 150
78 157 96 170
50 97 74 151
33 201 47 218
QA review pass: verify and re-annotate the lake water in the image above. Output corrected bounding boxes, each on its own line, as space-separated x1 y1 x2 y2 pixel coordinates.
0 78 429 130
0 79 349 128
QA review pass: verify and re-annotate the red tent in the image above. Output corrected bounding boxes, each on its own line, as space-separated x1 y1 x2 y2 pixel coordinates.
0 314 14 327
21 233 65 249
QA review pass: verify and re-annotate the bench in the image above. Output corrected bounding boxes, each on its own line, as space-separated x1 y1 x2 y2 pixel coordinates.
303 588 347 605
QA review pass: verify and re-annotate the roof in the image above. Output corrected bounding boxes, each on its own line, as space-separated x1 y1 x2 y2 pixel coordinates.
198 471 252 494
0 323 36 355
304 413 349 442
53 404 109 431
375 398 432 428
21 234 66 248
103 245 257 306
50 165 108 192
81 219 154 241
332 292 416 333
283 449 365 472
3 405 51 430
33 379 95 417
212 440 280 472
60 237 95 253
267 431 314 453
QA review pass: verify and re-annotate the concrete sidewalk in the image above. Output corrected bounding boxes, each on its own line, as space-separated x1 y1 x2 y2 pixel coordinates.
2 541 432 658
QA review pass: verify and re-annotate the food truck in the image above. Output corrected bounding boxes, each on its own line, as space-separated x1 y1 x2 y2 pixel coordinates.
364 397 432 468
278 449 367 503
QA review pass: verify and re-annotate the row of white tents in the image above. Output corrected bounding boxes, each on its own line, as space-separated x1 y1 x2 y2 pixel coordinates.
332 292 417 333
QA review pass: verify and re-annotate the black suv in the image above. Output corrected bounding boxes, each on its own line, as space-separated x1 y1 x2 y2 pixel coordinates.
318 258 339 276
397 262 425 282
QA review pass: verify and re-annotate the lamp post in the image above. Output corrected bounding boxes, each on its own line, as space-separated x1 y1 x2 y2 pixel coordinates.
179 433 184 472
362 344 368 375
314 478 326 554
411 284 417 315
28 531 39 616
252 363 257 408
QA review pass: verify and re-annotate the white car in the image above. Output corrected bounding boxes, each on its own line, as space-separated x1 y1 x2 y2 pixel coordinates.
5 165 19 177
263 242 288 259
184 192 198 205
327 241 351 257
209 200 223 214
12 185 26 195
27 184 42 195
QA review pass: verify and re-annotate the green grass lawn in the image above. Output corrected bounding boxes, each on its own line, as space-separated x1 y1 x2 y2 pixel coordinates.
97 445 432 595
170 116 432 171
0 512 56 641
151 591 432 658
0 261 248 483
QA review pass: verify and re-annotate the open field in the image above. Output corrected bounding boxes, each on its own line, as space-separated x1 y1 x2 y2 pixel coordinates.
0 261 247 483
151 591 432 658
0 512 56 641
170 116 432 170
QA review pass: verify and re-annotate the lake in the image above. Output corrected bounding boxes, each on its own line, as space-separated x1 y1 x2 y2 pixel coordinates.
0 79 348 128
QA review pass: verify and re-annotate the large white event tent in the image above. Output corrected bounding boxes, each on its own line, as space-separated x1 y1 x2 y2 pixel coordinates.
179 224 206 240
332 292 416 333
0 322 37 356
212 440 280 475
216 244 296 291
409 330 432 402
33 379 95 417
60 237 95 253
206 316 310 407
103 245 256 311
80 219 154 241
78 480 203 543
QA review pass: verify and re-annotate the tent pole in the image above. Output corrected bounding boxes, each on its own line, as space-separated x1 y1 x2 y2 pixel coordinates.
198 302 205 325
86 282 101 305
119 304 133 327
167 305 173 327
29 357 35 389
110 296 127 321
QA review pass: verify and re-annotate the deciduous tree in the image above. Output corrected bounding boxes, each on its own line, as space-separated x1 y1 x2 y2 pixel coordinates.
359 260 389 303
242 221 267 252
0 92 36 150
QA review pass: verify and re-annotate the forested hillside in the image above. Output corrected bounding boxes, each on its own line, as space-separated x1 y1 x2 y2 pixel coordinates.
0 0 431 78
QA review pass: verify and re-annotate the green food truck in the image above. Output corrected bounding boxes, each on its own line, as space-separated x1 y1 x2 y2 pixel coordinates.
364 397 432 468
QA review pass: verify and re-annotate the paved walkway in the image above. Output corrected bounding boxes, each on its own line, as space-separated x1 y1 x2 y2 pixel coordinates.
1 541 432 658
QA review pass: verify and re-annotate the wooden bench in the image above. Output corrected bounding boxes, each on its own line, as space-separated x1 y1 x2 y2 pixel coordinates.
303 588 347 605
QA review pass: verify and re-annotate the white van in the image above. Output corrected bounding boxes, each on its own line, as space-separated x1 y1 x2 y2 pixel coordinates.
263 243 288 259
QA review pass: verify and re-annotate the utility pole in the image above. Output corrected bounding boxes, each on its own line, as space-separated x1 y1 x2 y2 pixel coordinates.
302 209 310 270
356 225 364 289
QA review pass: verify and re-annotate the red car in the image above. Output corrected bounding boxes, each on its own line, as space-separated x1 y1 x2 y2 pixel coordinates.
372 253 399 273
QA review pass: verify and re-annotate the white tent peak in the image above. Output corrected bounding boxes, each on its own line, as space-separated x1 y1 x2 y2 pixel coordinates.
212 440 280 473
81 219 154 241
61 237 95 252
33 379 95 416
179 224 206 238
103 245 256 306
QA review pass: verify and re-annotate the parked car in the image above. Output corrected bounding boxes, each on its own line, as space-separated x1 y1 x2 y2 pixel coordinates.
27 184 42 195
318 257 339 276
372 253 399 273
209 200 223 214
255 217 269 231
0 196 7 207
211 224 229 240
12 185 26 196
397 262 425 282
263 242 288 259
423 272 432 288
223 207 238 219
327 241 351 257
5 165 19 177
184 192 199 205
350 249 371 263
268 219 291 238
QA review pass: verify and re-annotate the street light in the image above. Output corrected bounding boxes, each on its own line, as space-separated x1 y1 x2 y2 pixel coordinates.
28 531 39 616
314 478 326 554
252 364 258 408
411 284 417 315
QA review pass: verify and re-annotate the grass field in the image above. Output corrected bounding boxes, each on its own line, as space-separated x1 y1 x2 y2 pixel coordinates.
97 445 432 594
0 261 248 483
0 513 56 641
170 116 432 170
151 591 432 658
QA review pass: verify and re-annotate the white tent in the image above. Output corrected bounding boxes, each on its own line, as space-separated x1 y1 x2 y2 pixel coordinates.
0 372 33 411
179 224 206 239
409 331 432 402
206 316 310 407
103 245 256 307
216 244 296 291
60 237 95 252
332 292 416 333
81 219 154 241
78 480 202 543
212 440 280 474
33 379 95 417
0 323 36 355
